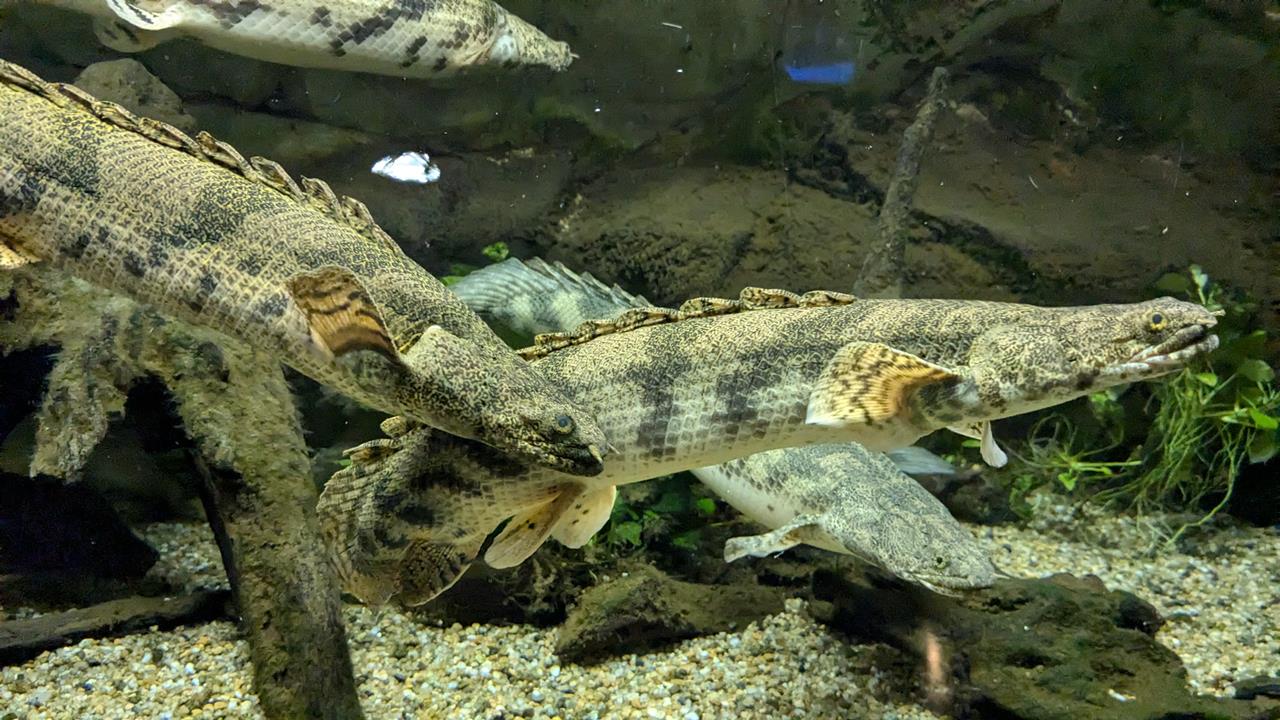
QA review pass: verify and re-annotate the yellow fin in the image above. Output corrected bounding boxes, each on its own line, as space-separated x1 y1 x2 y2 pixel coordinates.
806 341 960 427
483 488 581 569
285 265 398 361
550 485 617 548
0 240 39 269
396 536 484 606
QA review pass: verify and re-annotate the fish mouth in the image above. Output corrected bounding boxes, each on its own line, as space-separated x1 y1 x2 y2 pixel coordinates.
524 441 606 476
1114 324 1220 379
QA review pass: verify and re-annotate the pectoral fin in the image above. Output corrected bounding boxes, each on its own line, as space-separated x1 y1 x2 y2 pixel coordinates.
723 515 824 563
550 485 617 548
396 536 485 606
806 342 960 427
948 420 1008 468
0 240 38 269
286 265 400 362
92 18 174 51
105 0 184 30
483 488 581 569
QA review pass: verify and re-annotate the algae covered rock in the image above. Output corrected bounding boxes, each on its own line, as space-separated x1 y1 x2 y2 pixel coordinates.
555 563 786 662
814 567 1280 719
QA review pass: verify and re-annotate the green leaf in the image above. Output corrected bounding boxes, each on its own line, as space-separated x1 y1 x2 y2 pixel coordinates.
670 530 702 550
1248 432 1277 464
1190 264 1210 294
1248 408 1279 430
1056 472 1077 491
649 490 687 515
694 497 718 516
961 439 980 449
1194 372 1219 387
440 275 463 286
481 242 510 262
609 521 643 547
1153 272 1191 294
1237 359 1275 384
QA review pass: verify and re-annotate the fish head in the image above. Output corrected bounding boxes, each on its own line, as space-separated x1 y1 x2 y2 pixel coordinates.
828 452 997 595
477 5 574 71
918 298 1219 425
857 503 997 595
485 389 609 477
403 329 608 476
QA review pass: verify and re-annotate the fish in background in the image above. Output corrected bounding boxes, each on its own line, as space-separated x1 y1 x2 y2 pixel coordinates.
29 0 574 76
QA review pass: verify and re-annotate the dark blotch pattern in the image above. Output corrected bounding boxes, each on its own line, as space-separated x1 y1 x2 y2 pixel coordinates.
330 0 434 55
0 169 45 219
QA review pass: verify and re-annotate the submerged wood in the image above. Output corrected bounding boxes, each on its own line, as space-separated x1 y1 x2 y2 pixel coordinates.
0 590 230 666
854 67 950 299
0 269 363 719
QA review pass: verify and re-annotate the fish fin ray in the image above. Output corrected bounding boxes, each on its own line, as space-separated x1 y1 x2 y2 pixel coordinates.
483 488 580 569
723 516 823 562
806 341 960 427
550 485 616 548
286 265 399 361
92 17 172 51
396 536 483 606
105 0 184 30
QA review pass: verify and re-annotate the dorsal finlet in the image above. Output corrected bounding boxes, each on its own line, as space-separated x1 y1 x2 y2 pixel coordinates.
0 59 401 254
516 285 858 360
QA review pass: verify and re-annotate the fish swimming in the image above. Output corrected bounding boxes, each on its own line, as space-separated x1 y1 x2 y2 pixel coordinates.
33 0 574 76
0 60 606 475
455 259 995 594
320 261 1216 605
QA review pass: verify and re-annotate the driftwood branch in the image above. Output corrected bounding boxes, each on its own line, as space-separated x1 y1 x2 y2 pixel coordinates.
854 66 950 299
0 591 231 666
3 270 364 719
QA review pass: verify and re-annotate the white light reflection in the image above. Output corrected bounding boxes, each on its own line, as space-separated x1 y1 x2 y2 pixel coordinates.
371 151 441 185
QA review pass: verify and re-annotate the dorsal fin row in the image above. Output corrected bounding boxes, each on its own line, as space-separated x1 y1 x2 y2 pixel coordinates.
517 286 857 360
521 257 653 309
0 60 400 254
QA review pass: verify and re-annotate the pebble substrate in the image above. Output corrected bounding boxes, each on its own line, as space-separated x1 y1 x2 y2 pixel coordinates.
2 502 1276 718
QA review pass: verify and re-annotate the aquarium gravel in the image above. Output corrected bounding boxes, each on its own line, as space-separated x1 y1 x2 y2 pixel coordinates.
0 594 936 720
2 508 1276 718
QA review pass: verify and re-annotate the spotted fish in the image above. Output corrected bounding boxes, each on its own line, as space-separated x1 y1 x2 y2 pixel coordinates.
320 261 1218 606
456 259 996 594
38 0 573 76
0 60 606 475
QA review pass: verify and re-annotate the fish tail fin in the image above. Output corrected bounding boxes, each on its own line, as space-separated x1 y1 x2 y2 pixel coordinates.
317 438 410 606
396 537 482 606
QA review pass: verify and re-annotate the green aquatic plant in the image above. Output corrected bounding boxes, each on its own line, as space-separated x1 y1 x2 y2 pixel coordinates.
597 476 720 555
1007 265 1278 534
1119 267 1277 510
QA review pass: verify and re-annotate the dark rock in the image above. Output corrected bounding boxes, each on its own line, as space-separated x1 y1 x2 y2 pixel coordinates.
1236 677 1280 701
813 565 1280 720
555 563 786 662
0 591 230 666
0 472 157 579
1226 455 1280 526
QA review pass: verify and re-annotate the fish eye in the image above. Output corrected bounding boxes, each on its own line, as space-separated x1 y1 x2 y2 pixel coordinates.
554 414 575 434
1149 312 1166 331
934 556 946 568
